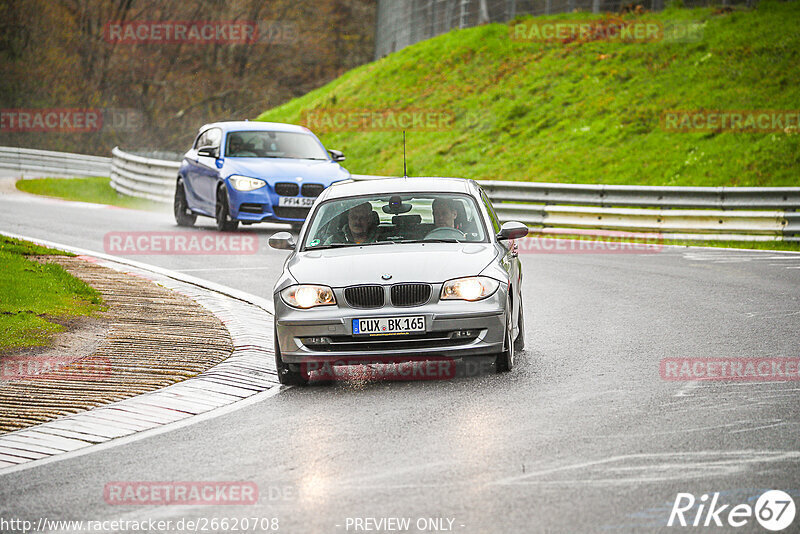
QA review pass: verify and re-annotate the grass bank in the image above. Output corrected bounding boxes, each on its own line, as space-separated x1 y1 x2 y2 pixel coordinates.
0 237 104 351
16 177 159 210
258 2 799 187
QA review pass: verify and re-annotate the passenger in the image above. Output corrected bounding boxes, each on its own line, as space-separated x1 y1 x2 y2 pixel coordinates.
432 198 459 229
326 202 378 244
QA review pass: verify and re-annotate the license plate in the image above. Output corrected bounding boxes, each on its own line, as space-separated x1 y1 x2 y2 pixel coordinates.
278 196 314 208
352 316 425 336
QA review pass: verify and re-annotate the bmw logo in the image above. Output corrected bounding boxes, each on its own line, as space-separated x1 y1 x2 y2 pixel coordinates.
381 274 392 280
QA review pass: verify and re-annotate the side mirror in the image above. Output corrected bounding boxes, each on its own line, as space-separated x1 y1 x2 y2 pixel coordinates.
197 146 219 158
269 231 296 250
496 221 529 241
328 149 346 162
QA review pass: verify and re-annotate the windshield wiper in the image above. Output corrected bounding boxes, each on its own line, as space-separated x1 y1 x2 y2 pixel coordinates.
403 238 463 244
306 243 358 250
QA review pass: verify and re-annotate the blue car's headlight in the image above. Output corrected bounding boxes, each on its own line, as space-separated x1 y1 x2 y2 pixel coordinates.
229 175 266 192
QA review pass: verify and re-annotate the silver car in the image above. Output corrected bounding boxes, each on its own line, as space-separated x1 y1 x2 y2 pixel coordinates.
268 177 528 385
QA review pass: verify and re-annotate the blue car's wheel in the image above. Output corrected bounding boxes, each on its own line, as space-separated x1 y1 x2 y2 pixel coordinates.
174 179 196 227
215 186 239 232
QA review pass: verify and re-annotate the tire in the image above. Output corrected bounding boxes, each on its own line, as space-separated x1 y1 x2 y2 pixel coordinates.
274 326 308 386
514 302 525 351
173 180 197 227
215 186 239 232
495 306 514 373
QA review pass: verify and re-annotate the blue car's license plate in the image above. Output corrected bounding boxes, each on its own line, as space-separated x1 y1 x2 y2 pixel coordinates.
352 316 425 336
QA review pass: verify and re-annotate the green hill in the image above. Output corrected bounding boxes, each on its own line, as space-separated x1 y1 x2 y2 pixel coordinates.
258 1 799 187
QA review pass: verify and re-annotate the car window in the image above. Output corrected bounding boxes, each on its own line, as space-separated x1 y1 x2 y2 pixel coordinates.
480 189 501 233
302 193 488 249
225 131 328 159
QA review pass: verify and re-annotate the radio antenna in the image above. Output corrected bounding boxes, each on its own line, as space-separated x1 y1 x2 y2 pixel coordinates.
403 131 407 178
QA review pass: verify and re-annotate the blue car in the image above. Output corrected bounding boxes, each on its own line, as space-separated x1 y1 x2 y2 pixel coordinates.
174 121 351 231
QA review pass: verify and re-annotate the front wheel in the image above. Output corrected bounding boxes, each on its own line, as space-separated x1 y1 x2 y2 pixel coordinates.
274 326 308 386
514 302 525 350
174 180 197 227
215 186 239 232
495 307 514 373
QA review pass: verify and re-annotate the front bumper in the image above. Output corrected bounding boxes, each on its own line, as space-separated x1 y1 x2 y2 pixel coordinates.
274 285 507 364
227 188 312 223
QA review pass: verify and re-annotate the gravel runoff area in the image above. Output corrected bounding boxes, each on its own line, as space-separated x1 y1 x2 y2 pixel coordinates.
0 248 279 471
0 255 233 433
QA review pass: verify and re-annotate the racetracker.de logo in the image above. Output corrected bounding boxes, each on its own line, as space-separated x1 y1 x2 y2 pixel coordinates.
661 110 800 133
104 481 258 506
104 21 259 44
517 232 664 254
300 109 455 133
1 356 112 381
302 357 462 382
660 358 800 381
104 232 258 255
0 108 142 133
510 19 703 43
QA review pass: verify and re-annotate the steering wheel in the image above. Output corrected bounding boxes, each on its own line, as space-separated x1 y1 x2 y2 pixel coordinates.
424 226 466 240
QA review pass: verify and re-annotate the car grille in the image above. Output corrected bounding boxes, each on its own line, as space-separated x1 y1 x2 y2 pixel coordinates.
344 285 385 309
303 332 479 353
390 283 432 307
275 182 299 196
273 207 310 220
301 183 324 197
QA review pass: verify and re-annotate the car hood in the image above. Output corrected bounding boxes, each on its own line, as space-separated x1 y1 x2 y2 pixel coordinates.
287 243 500 287
223 158 350 183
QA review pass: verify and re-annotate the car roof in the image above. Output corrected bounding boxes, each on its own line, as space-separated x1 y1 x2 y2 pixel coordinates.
321 177 476 201
198 121 312 134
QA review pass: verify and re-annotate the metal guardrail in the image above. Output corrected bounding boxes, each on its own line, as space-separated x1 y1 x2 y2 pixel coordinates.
0 146 110 177
478 181 800 210
110 147 180 203
11 146 798 242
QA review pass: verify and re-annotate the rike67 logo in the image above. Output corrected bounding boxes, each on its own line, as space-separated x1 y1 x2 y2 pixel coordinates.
668 490 796 531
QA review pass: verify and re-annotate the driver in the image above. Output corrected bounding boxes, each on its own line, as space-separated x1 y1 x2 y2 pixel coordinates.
228 134 255 157
432 198 458 229
326 202 378 244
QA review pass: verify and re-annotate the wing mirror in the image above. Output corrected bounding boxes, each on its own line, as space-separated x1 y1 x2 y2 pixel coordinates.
496 221 529 241
328 149 346 162
197 145 219 158
269 231 296 250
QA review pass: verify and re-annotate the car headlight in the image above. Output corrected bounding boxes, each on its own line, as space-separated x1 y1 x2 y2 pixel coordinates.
440 276 500 301
280 285 336 309
229 175 266 192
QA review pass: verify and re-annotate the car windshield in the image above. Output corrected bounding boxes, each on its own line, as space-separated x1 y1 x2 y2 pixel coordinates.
225 131 329 160
302 193 488 249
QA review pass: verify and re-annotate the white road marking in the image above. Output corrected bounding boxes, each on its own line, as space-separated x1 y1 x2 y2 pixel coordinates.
177 267 275 272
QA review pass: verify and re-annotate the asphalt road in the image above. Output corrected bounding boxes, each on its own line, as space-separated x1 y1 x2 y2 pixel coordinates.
1 184 799 533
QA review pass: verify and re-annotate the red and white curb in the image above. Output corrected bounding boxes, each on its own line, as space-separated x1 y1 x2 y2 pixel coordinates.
0 233 280 474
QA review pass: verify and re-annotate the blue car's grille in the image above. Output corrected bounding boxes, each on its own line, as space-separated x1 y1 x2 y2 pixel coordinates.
275 182 299 196
301 183 324 197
